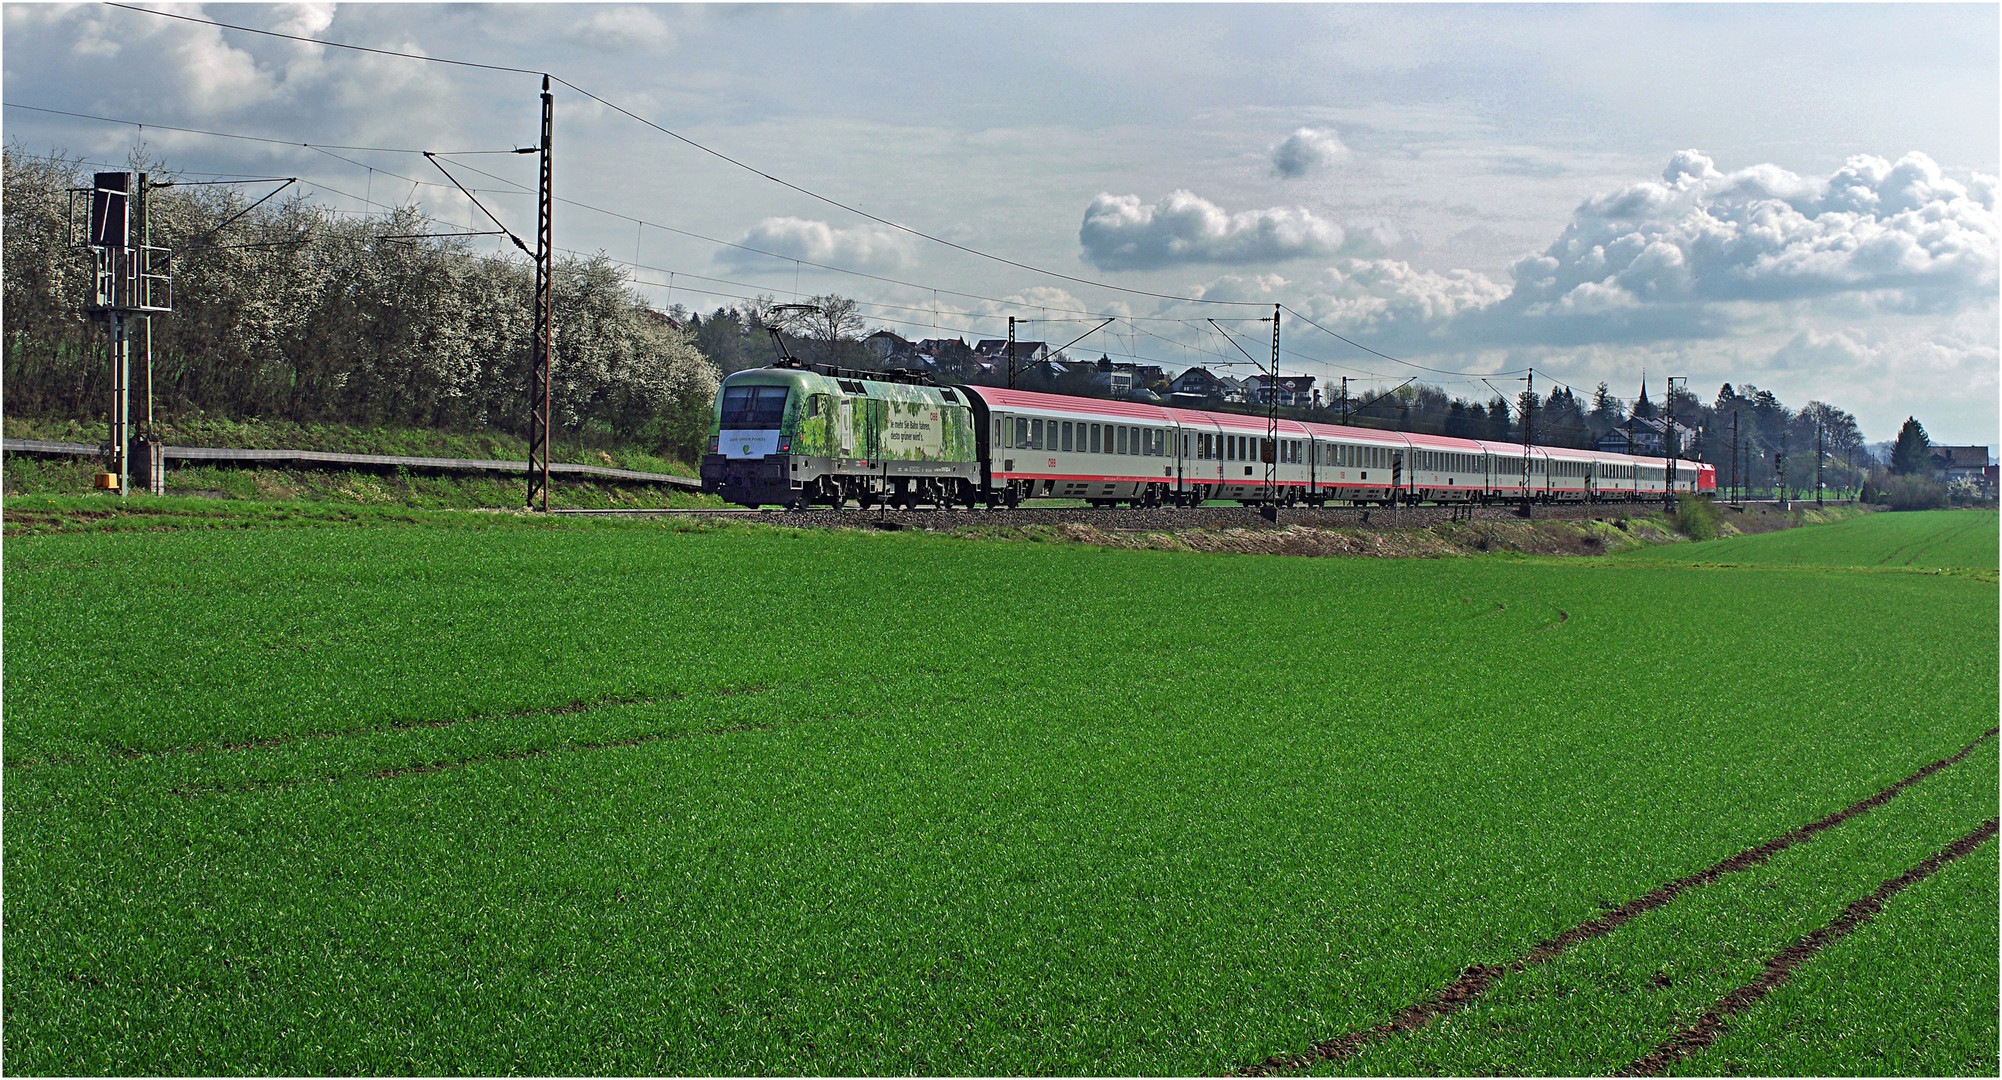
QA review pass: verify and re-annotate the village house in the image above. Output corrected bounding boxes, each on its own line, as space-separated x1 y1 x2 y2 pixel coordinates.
1932 445 1993 492
1244 373 1318 407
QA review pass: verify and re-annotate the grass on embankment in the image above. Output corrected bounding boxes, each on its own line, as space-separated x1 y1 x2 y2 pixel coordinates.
1627 508 1996 571
2 459 722 515
4 413 696 477
5 511 1995 1074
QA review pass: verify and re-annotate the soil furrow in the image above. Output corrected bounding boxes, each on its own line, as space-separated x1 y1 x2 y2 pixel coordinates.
168 721 775 798
9 685 771 768
1232 726 1998 1076
1613 816 2000 1077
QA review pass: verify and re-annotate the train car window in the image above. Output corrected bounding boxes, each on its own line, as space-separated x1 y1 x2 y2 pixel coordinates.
1031 419 1043 449
1015 417 1030 449
1114 426 1126 455
1061 422 1073 452
1089 424 1100 453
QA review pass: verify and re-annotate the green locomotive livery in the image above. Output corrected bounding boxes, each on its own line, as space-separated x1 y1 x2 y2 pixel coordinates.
701 366 981 509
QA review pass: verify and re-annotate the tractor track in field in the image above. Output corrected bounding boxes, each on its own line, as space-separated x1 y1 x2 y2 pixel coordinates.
167 721 777 798
1613 816 1999 1077
6 685 772 769
1233 725 1999 1076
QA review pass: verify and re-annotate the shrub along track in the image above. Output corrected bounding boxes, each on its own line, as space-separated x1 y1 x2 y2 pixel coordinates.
1234 726 1999 1076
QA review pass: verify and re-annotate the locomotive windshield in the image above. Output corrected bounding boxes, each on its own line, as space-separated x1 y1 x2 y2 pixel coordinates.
719 385 789 429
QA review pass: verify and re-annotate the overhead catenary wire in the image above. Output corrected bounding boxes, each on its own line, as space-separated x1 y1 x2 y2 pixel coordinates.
47 13 1544 392
26 92 1519 388
1 102 515 157
96 1 1273 309
100 2 545 77
1283 303 1527 378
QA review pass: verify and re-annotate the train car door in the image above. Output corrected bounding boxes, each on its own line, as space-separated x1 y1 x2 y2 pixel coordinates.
838 398 855 457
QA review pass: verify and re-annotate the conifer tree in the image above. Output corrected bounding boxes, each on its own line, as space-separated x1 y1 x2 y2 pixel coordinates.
1890 417 1933 475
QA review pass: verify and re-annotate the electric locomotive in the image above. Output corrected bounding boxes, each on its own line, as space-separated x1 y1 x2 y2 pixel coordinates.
701 364 980 509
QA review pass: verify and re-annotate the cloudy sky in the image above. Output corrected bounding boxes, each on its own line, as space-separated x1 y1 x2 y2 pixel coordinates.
6 3 1997 445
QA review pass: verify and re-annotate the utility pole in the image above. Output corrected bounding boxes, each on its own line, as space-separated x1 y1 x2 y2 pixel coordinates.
1006 315 1016 390
1521 368 1534 511
79 170 170 498
1665 375 1685 510
1776 429 1789 504
526 75 555 511
135 172 162 495
1339 375 1349 425
1731 411 1740 505
1816 418 1824 507
1265 303 1280 507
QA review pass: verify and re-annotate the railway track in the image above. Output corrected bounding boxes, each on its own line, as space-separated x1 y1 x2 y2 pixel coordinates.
553 500 1692 531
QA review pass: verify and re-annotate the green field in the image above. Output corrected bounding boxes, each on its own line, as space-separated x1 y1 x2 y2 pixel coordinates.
1637 508 1997 571
5 510 1996 1074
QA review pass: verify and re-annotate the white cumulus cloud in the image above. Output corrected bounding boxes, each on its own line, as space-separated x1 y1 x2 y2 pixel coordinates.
720 217 916 274
1079 190 1347 270
567 5 677 51
1508 150 1998 325
1270 127 1348 179
1293 259 1510 335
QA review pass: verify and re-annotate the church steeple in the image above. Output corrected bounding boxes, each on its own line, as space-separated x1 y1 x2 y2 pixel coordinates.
1633 374 1656 419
